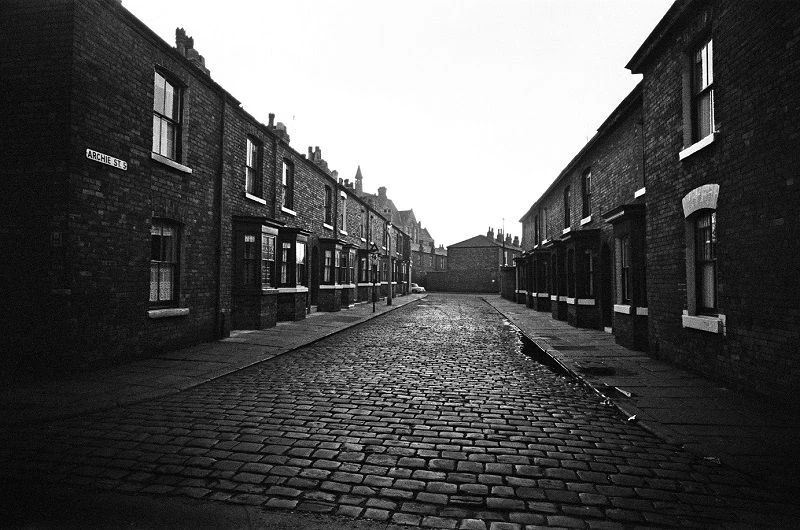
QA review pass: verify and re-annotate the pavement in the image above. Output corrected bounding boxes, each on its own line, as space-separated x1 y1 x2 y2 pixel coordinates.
483 294 800 498
0 294 427 426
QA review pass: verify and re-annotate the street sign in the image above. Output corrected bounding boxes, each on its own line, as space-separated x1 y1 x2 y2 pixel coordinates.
86 148 127 170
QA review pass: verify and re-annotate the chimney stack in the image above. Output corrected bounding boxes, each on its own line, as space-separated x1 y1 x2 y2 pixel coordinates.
274 122 290 143
512 236 520 247
487 227 494 239
175 28 209 76
268 113 275 127
378 186 387 199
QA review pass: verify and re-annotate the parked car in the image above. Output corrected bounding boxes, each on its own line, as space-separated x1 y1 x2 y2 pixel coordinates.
411 283 426 293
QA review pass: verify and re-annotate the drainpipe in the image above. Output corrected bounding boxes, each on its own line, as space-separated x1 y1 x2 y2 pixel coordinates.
215 96 227 338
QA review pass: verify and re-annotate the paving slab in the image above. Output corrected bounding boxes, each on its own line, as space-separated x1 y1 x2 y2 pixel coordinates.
484 294 800 497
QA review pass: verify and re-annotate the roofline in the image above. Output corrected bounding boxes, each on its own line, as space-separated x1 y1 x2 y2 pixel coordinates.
625 0 694 74
519 82 643 222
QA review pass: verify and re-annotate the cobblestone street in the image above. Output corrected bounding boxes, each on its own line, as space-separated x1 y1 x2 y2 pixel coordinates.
2 295 792 528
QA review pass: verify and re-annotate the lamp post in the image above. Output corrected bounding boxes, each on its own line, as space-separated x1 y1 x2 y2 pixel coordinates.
387 223 393 306
369 242 379 313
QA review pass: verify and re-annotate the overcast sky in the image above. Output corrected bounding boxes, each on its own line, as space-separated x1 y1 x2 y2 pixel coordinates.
125 0 672 247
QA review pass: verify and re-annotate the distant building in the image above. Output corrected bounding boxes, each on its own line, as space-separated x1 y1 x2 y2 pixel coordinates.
354 171 446 287
443 229 522 293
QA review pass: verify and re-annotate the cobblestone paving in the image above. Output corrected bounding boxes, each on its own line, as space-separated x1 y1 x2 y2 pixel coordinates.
2 295 791 528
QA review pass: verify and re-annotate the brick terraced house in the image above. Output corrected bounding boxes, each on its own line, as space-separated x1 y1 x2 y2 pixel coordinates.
354 172 446 289
513 0 800 403
517 84 647 350
0 0 421 374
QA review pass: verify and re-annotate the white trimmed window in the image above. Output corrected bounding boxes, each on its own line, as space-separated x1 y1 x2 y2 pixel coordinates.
339 193 347 231
152 72 181 160
245 137 261 196
261 232 275 288
581 169 592 218
692 38 714 142
616 236 631 304
324 250 333 283
295 242 306 286
324 186 333 225
282 160 294 210
150 220 179 305
694 210 717 313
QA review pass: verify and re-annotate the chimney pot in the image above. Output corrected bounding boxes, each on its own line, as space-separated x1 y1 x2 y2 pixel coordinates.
268 113 275 127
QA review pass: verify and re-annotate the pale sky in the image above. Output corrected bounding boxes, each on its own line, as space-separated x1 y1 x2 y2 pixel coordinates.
124 0 672 247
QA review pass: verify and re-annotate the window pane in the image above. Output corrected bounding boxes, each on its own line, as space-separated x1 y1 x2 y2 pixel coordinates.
164 80 176 120
694 49 705 92
246 167 255 194
695 92 712 139
159 121 170 157
699 263 715 309
150 263 159 302
154 72 165 113
262 234 275 260
152 116 161 153
151 233 161 260
159 263 174 301
167 122 178 159
162 234 175 263
246 139 255 167
706 39 713 85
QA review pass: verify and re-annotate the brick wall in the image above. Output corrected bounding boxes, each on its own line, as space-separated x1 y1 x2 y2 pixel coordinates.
639 1 800 401
447 246 501 293
1 0 75 372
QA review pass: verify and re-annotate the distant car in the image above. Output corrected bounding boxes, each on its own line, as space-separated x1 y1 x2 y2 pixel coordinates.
411 283 426 293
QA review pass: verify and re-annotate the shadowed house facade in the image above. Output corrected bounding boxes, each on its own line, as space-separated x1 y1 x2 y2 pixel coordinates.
514 0 800 404
446 230 522 293
0 0 419 375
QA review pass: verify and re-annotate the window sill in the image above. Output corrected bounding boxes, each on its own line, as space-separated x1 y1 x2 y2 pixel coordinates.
245 192 266 205
360 238 367 243
281 206 297 217
682 312 725 334
634 187 646 198
577 298 595 306
537 293 549 298
151 152 192 174
148 307 189 319
562 227 572 235
323 223 334 231
679 133 716 161
636 307 648 316
340 230 348 236
319 284 342 290
614 304 632 314
277 286 309 293
580 215 592 226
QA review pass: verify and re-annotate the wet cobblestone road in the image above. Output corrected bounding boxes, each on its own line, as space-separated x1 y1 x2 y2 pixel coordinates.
2 295 790 528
